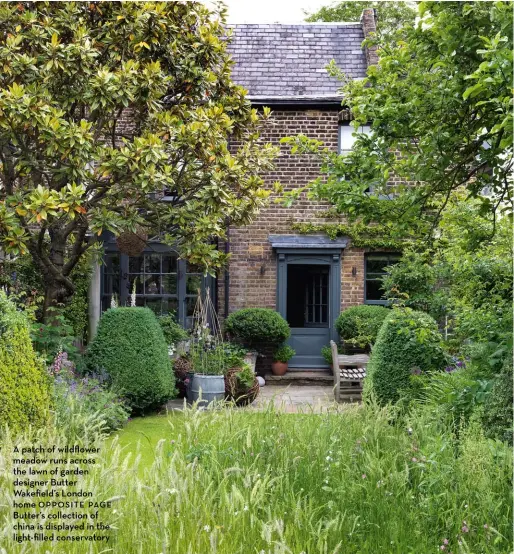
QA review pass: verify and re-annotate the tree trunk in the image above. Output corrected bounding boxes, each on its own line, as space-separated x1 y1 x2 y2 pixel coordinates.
41 232 75 322
42 280 74 321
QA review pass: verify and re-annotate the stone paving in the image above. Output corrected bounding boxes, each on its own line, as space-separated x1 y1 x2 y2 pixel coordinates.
166 384 358 413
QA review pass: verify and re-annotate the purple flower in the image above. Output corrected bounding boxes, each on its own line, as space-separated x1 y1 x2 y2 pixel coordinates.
443 539 449 545
444 366 454 373
411 367 422 375
456 360 464 368
461 523 469 533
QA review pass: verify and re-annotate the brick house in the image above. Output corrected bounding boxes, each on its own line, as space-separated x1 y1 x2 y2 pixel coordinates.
90 9 398 370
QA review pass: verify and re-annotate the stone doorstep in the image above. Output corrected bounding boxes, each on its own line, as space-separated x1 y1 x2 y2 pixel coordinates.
264 371 334 387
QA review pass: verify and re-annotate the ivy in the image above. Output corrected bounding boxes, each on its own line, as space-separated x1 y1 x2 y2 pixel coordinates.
290 221 407 249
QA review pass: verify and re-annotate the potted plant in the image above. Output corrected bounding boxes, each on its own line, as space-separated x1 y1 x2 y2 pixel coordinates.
225 362 260 406
186 287 227 406
224 308 291 372
271 344 295 376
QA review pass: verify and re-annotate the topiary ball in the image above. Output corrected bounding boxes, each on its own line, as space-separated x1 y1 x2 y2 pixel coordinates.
363 308 446 406
85 307 175 412
0 292 51 432
335 305 390 351
224 308 290 349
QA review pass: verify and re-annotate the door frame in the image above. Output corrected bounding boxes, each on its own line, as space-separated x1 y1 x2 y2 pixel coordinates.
276 248 342 348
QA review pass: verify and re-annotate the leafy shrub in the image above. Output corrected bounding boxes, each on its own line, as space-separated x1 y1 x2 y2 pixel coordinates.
273 344 295 363
158 314 188 352
335 305 389 350
50 351 129 440
236 363 255 389
0 292 51 432
85 308 174 412
1 252 92 342
363 308 446 405
191 342 246 375
321 343 343 365
225 308 290 349
224 364 259 406
31 307 78 364
410 368 493 427
482 358 513 444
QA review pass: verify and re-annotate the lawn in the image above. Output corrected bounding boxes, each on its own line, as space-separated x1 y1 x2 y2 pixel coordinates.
2 403 511 553
110 412 186 471
101 403 511 553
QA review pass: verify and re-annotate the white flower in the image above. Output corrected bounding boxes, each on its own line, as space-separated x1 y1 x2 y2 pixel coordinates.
203 525 210 532
234 511 239 516
325 456 332 462
243 505 249 512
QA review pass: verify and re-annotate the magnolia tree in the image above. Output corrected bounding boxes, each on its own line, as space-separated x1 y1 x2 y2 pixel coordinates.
0 2 276 317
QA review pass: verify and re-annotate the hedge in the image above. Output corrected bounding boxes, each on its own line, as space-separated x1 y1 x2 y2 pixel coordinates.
0 292 51 432
335 305 390 350
224 308 290 348
363 308 446 405
86 307 174 412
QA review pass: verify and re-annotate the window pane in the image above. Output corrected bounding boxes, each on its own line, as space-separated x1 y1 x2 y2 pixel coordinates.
185 297 197 317
105 254 120 274
128 275 143 294
162 255 177 273
144 274 161 295
144 254 160 274
321 305 328 323
186 262 203 273
366 279 385 301
367 258 389 274
129 256 143 274
145 298 162 315
186 274 202 295
161 297 178 315
162 274 177 294
103 273 120 295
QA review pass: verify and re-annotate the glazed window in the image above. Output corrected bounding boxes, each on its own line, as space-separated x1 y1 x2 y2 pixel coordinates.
101 246 211 328
364 254 400 304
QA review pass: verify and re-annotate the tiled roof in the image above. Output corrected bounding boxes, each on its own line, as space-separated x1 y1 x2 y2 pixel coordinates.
227 23 367 100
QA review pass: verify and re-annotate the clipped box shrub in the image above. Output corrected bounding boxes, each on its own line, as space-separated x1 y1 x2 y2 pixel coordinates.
224 308 290 349
0 292 51 432
86 308 174 412
335 305 390 351
363 308 446 405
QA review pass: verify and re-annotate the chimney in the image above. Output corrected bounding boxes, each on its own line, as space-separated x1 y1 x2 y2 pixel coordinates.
360 8 378 66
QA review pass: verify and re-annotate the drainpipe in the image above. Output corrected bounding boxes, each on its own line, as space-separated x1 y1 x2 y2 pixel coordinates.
224 224 230 318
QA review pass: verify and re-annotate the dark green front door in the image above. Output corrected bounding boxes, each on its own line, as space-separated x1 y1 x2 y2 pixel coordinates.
277 252 341 369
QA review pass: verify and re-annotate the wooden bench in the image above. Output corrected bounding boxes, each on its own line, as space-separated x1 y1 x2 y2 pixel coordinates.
330 340 370 403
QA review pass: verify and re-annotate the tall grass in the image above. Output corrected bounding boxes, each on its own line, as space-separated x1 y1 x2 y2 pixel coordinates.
0 402 511 553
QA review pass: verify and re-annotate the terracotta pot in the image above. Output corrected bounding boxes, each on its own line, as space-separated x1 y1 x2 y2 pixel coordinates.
271 361 288 376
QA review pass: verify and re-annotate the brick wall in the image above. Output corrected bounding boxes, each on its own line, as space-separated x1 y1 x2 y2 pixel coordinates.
219 107 369 318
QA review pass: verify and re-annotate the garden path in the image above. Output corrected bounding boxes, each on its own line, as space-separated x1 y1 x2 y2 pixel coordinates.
166 385 356 413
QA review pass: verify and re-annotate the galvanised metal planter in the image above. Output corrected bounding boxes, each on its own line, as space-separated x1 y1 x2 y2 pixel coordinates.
187 373 225 406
